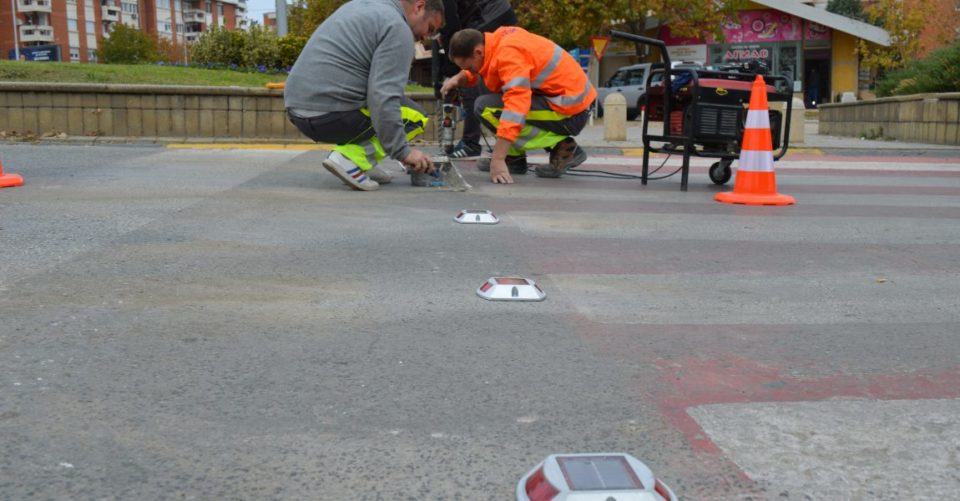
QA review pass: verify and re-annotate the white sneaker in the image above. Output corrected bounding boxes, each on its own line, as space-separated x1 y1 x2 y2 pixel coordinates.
367 165 393 184
322 151 380 191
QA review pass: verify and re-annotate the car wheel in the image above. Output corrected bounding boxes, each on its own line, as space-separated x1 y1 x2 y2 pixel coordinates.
626 109 639 121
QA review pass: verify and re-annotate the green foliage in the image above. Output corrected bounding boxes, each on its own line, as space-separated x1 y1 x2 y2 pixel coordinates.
190 26 248 67
277 35 309 68
98 24 158 64
0 59 286 86
287 0 349 37
874 42 960 96
826 0 865 21
190 26 306 70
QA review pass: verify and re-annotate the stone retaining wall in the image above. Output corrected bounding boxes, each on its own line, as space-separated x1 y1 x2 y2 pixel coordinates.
0 82 439 142
819 93 960 145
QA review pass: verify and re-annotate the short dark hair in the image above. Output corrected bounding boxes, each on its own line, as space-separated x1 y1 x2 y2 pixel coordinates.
449 29 484 60
423 0 444 16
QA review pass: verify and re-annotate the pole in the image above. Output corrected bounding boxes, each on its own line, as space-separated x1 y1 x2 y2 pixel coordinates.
11 0 20 60
275 0 287 36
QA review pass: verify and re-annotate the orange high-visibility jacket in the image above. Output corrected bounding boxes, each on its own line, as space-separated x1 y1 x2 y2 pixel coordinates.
465 27 596 143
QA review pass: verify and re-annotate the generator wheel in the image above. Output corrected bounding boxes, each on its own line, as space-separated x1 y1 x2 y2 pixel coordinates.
709 161 733 185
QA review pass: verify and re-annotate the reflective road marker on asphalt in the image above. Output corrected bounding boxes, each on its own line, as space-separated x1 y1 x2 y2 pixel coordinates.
454 209 499 225
476 277 545 302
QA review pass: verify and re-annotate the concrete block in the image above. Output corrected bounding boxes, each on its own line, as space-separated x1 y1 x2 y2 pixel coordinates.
51 93 68 107
111 94 127 108
155 109 172 136
922 99 939 122
170 95 185 110
256 110 273 137
22 92 39 107
242 96 257 112
67 108 84 135
947 101 960 123
212 110 229 137
97 94 111 108
6 108 24 132
603 93 627 141
140 95 156 111
171 109 186 136
37 108 59 134
270 109 285 137
271 97 284 111
946 123 959 145
98 108 113 136
229 96 243 111
156 95 172 109
6 93 23 107
242 110 257 138
184 95 200 110
21 107 38 132
227 110 243 137
185 110 200 136
198 110 214 136
83 107 99 135
141 108 158 137
112 109 128 136
257 98 273 111
126 109 143 136
67 94 83 108
82 94 97 108
0 92 7 107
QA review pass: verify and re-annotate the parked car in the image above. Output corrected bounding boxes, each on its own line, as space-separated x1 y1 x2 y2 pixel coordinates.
596 63 652 121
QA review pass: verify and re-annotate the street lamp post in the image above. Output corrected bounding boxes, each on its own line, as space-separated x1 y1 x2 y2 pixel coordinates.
10 0 20 60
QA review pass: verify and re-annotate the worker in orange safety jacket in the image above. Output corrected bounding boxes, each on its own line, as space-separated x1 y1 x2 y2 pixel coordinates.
440 27 596 184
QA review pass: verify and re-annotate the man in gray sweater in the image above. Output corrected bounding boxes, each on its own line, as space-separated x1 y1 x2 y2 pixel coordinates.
285 0 444 191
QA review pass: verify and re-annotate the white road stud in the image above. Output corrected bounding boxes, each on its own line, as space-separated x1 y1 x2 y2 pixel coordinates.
517 453 678 501
476 277 545 302
454 209 499 225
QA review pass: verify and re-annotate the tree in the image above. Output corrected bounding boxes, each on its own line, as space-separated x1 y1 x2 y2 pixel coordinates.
512 0 746 48
826 0 865 22
98 24 158 64
857 0 930 71
287 0 349 37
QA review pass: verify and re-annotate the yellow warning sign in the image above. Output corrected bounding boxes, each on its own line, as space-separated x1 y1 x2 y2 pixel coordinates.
590 36 611 61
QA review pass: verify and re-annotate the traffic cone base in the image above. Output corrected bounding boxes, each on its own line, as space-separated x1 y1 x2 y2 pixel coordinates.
714 171 794 205
1 173 24 188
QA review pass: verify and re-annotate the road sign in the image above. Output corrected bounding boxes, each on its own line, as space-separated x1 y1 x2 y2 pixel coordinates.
590 36 611 61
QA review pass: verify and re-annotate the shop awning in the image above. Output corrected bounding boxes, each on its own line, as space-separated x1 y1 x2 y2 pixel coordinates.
751 0 890 46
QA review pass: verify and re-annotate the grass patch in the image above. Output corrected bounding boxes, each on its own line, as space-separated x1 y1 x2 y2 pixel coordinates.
0 61 435 92
0 60 287 86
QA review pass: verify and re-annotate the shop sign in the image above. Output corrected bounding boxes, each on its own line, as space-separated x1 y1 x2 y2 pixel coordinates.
724 45 770 61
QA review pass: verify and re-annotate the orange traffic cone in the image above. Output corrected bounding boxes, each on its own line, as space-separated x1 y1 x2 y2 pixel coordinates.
0 156 24 189
715 75 794 206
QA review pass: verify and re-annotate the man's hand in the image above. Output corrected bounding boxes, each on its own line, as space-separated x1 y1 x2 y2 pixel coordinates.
488 158 514 184
440 73 464 97
403 149 434 173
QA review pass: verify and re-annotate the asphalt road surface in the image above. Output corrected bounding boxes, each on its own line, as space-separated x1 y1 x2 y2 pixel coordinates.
2 143 959 499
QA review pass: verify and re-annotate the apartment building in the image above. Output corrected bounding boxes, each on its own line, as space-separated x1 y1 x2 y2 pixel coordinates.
2 0 249 63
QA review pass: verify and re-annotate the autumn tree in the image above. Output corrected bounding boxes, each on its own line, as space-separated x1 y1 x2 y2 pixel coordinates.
287 0 349 37
857 0 929 70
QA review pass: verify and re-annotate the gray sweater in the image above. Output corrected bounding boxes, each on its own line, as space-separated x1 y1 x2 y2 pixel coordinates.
285 0 415 162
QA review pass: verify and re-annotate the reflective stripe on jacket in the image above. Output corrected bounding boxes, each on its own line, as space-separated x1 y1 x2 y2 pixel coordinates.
465 26 596 142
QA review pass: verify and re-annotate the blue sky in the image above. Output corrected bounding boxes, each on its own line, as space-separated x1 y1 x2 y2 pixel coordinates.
245 0 278 23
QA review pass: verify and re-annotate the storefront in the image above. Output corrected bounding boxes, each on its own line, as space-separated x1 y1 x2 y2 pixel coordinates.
599 0 889 107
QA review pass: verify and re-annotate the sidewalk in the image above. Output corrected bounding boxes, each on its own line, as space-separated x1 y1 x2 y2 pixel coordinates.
576 117 960 155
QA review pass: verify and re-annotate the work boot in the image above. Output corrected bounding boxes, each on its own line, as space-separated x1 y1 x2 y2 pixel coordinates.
536 138 587 178
366 165 393 184
476 155 528 174
322 151 380 191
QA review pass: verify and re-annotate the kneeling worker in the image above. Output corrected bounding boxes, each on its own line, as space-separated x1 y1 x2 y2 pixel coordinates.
440 27 595 184
284 0 444 191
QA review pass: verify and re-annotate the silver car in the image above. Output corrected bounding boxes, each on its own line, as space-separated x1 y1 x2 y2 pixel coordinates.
596 63 652 121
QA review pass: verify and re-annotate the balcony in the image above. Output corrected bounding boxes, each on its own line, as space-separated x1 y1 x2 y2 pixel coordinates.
237 18 249 28
19 24 54 43
17 0 52 13
182 9 206 23
184 32 201 42
102 5 120 22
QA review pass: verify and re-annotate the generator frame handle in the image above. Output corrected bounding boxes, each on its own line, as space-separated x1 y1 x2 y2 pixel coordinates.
609 30 675 128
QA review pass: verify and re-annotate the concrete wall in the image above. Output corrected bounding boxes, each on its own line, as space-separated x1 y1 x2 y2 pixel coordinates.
0 82 439 142
819 93 960 145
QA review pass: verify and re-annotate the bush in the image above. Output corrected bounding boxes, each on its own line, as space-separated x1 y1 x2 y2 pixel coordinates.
190 26 247 67
277 35 308 69
99 24 157 64
875 42 960 96
243 25 282 69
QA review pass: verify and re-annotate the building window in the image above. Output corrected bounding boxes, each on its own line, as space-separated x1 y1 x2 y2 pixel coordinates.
70 47 80 61
85 21 95 32
88 49 97 62
218 4 223 16
67 19 78 30
206 1 211 12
